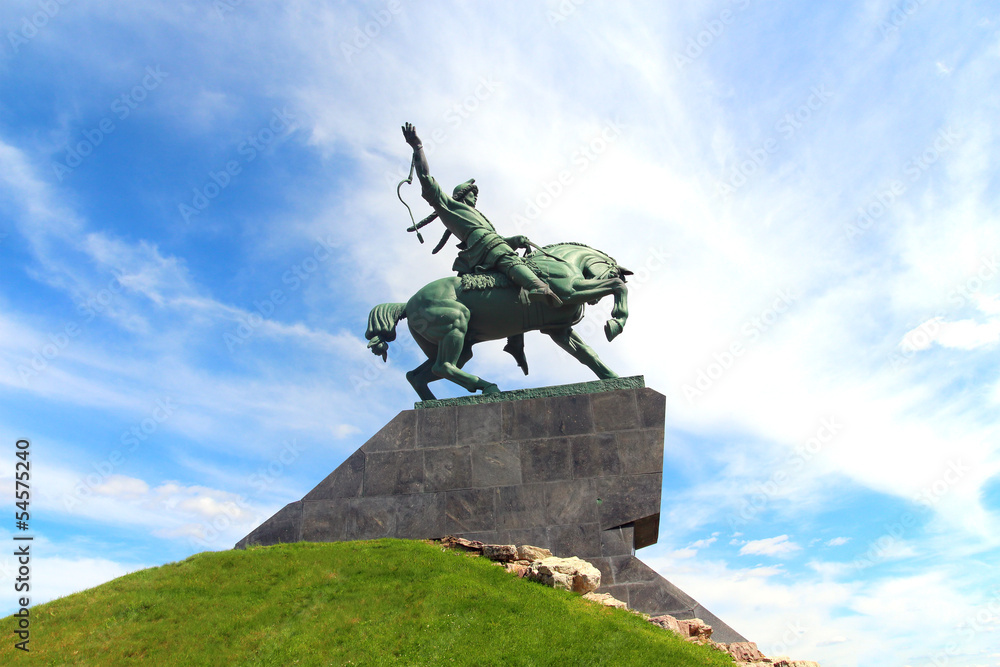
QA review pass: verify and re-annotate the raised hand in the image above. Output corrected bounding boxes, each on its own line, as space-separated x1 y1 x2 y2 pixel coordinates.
402 122 422 148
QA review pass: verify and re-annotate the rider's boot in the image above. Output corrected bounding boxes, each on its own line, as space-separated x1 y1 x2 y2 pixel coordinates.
507 264 563 308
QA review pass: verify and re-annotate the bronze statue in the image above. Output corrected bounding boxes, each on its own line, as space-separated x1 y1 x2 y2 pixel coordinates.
366 123 632 400
400 123 563 308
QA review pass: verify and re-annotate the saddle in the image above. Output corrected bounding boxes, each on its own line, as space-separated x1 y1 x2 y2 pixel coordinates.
459 272 513 291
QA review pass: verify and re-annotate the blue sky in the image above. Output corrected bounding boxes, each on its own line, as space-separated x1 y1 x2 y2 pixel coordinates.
1 1 999 665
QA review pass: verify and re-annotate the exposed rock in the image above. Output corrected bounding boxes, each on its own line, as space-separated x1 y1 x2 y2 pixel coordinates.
442 537 821 666
679 618 713 644
582 592 628 610
716 641 767 662
482 544 517 562
650 615 713 643
527 556 601 594
649 614 682 635
440 535 484 553
517 544 552 561
504 562 530 578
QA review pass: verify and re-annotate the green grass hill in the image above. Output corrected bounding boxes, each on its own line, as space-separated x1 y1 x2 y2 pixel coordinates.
1 540 737 666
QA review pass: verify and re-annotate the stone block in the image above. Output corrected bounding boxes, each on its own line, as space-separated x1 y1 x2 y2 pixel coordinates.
344 497 396 540
636 388 665 429
600 525 635 557
616 429 664 475
363 450 424 496
629 578 699 617
595 473 662 530
416 405 456 448
610 555 660 584
520 437 574 483
445 488 496 533
502 394 594 441
238 501 302 547
396 492 445 539
301 500 346 541
361 411 416 452
496 484 547 530
571 433 621 478
423 446 471 492
544 479 598 526
591 389 639 432
456 402 502 444
546 522 600 559
303 450 365 501
471 442 522 487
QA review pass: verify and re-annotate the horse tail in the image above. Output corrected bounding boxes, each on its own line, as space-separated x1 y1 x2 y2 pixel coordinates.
365 303 407 361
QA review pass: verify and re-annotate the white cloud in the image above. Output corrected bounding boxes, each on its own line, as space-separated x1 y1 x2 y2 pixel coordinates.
739 535 802 558
92 475 149 498
826 537 851 547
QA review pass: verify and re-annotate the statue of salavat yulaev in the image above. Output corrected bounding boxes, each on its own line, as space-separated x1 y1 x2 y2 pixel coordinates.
365 123 632 400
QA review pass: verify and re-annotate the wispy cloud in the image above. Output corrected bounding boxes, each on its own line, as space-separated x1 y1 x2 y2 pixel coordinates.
739 535 802 558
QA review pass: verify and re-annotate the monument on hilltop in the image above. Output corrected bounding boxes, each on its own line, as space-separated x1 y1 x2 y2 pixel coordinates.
235 124 748 643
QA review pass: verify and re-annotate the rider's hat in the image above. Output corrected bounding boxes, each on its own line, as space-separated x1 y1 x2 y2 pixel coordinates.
452 179 478 202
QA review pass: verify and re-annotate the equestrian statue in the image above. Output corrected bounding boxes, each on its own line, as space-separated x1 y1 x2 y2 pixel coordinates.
365 123 632 400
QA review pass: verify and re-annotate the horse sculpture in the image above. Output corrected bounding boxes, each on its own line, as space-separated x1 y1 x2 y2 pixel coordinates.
365 242 631 400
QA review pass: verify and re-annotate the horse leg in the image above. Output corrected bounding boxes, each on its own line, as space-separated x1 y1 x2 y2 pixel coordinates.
545 327 618 379
425 303 499 395
558 277 629 341
406 341 473 401
406 359 438 401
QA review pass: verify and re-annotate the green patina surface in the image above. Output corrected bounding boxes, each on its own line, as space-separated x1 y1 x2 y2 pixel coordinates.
414 375 645 409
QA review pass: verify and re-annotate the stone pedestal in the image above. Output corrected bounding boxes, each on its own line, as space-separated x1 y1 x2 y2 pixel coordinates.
235 377 746 643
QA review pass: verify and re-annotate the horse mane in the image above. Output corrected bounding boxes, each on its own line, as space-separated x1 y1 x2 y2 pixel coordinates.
542 241 618 266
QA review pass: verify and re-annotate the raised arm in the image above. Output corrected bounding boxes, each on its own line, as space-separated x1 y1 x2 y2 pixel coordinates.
401 122 430 183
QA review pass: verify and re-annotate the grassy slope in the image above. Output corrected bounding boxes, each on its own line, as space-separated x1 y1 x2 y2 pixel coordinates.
1 540 736 666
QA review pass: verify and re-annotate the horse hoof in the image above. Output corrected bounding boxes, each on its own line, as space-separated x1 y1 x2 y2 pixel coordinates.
482 383 501 395
605 320 623 341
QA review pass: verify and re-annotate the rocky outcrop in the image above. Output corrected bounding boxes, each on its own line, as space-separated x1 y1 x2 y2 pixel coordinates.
582 592 629 610
527 556 601 594
437 537 822 667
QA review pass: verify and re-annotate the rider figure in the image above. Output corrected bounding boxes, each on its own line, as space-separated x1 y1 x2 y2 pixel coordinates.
401 123 563 307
